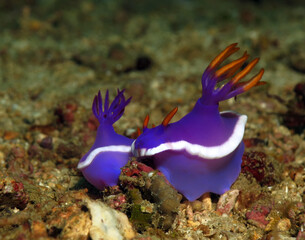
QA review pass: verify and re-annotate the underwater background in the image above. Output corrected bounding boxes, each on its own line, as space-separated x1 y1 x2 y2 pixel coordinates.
0 0 304 239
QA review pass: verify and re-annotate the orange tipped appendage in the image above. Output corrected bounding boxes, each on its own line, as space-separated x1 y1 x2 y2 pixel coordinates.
208 43 239 70
137 127 141 137
215 51 249 79
138 114 156 136
143 114 149 129
162 107 178 127
241 68 265 92
230 58 260 85
201 43 265 104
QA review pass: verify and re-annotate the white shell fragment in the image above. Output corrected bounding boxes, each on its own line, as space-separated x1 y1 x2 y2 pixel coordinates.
85 198 135 240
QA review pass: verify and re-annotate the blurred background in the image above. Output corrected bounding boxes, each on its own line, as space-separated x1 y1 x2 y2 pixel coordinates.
0 0 304 131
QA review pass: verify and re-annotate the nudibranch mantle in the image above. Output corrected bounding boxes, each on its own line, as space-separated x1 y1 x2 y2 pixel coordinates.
132 103 247 160
132 43 265 201
78 90 132 190
78 145 132 169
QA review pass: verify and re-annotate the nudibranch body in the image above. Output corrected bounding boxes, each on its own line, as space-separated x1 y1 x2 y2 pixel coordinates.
132 44 265 201
78 90 132 190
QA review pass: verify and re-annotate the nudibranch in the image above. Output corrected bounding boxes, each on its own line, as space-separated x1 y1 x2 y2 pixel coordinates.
78 89 132 190
132 43 265 201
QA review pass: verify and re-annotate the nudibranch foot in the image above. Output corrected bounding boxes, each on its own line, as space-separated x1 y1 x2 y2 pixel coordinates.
132 43 265 201
78 89 132 190
79 151 131 190
154 142 244 202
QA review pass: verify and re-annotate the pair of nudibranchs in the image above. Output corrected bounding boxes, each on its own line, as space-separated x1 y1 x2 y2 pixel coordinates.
78 43 265 202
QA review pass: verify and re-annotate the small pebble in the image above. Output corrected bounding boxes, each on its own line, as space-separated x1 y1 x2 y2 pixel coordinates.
199 192 212 210
276 218 291 232
39 136 53 150
3 131 19 140
190 200 203 212
12 146 25 159
31 220 48 238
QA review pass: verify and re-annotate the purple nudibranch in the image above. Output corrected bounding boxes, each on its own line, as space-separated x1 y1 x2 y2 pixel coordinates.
132 43 265 201
77 89 132 190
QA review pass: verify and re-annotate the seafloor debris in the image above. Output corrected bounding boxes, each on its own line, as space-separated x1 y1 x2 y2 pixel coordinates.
282 82 305 134
216 189 239 215
246 205 271 229
241 151 280 186
119 161 182 231
0 174 28 210
54 102 78 126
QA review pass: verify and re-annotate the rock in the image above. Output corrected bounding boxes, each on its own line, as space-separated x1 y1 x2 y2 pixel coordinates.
297 230 305 240
61 209 91 240
241 151 277 186
246 205 271 229
31 220 48 239
0 175 28 210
